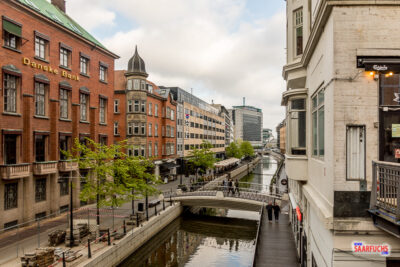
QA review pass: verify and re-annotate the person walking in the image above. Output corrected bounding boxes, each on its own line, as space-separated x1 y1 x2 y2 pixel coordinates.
228 179 233 195
234 179 240 196
266 202 273 222
273 203 281 222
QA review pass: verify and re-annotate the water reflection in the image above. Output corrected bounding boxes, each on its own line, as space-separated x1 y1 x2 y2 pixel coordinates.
119 215 257 267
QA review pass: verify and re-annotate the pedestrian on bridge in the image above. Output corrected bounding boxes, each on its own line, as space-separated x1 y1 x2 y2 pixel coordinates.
266 202 273 222
273 204 281 222
228 179 234 195
234 179 240 196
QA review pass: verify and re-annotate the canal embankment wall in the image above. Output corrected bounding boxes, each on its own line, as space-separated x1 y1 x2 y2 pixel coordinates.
78 156 261 267
77 204 183 267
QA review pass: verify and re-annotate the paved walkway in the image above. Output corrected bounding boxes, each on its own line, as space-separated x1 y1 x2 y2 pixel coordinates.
254 210 299 267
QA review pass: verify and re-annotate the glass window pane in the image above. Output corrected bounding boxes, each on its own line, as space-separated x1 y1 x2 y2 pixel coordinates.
312 111 317 156
318 90 324 105
291 99 305 110
318 106 324 156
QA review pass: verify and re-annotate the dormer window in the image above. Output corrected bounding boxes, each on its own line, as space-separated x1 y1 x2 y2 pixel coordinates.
148 84 153 93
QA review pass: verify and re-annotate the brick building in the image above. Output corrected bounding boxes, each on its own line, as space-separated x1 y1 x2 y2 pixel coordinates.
0 0 118 228
113 47 177 179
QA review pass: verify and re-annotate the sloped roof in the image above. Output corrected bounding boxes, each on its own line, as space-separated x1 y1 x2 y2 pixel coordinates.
16 0 117 57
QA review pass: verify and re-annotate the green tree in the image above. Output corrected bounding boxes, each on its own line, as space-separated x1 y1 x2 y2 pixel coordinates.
65 138 159 214
188 141 217 180
240 141 255 159
225 141 243 159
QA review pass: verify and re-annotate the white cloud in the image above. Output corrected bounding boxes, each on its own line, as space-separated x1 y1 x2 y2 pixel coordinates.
66 0 286 131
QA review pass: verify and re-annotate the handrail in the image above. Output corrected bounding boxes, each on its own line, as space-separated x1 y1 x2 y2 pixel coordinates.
252 205 264 266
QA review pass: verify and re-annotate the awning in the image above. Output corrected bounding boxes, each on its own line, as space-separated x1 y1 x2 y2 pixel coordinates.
3 17 22 37
34 74 50 84
59 81 72 89
358 57 400 72
288 193 298 210
2 64 22 76
214 158 240 168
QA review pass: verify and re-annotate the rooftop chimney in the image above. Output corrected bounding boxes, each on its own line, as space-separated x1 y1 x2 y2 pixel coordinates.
51 0 66 13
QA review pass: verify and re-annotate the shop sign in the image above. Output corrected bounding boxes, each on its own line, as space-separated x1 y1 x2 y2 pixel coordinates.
372 64 388 71
352 241 391 256
22 57 79 81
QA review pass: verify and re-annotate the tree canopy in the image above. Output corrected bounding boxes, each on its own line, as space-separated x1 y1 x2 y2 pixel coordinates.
240 141 255 158
225 141 243 159
64 138 159 208
188 141 217 176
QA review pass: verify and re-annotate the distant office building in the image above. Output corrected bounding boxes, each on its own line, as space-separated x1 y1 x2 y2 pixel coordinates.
276 120 285 152
262 128 273 145
229 105 263 147
167 87 225 158
212 104 234 146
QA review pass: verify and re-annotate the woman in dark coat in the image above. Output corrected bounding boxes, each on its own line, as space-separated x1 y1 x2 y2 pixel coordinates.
266 202 273 222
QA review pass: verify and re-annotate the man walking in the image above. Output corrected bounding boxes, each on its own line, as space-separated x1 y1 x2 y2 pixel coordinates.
228 179 233 195
234 179 240 196
273 203 281 222
266 202 273 222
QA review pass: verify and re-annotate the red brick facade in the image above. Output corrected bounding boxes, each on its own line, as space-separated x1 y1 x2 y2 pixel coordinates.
0 0 118 227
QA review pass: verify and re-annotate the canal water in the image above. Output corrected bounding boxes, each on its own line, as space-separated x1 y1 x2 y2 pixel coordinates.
119 156 276 267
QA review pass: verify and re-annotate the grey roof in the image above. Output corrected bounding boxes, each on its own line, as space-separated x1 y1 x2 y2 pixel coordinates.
127 46 148 77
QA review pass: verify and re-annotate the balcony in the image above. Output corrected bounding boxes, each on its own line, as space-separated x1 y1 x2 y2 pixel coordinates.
285 155 308 181
58 160 78 172
369 161 400 238
33 161 58 175
0 163 30 179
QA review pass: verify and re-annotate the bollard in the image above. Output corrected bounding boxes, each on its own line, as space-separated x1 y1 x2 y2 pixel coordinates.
107 228 111 246
123 220 126 235
62 252 66 267
88 238 92 258
163 199 165 210
155 205 157 216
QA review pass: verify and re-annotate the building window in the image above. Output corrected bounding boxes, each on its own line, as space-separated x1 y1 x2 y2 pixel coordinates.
114 99 119 113
134 100 140 112
35 135 46 162
166 107 171 119
80 56 89 75
171 127 174 138
312 89 324 157
148 123 152 136
289 98 306 155
4 74 17 113
99 98 106 124
141 101 146 113
148 142 152 157
155 143 158 156
35 82 46 116
127 79 133 90
59 177 69 196
59 135 70 160
35 36 48 60
134 79 140 90
141 123 146 135
60 47 71 68
127 100 132 112
99 64 107 82
141 81 146 90
155 124 158 137
155 104 158 117
148 85 153 93
148 103 152 115
80 93 88 121
35 178 46 202
3 18 21 50
4 183 18 210
294 8 303 56
114 122 118 135
166 126 171 137
60 89 69 119
4 134 18 164
171 110 174 120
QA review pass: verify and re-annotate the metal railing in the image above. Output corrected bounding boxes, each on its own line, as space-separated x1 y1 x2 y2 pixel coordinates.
371 161 400 221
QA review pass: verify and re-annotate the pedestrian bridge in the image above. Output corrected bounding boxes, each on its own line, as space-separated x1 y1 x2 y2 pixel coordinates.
161 184 281 212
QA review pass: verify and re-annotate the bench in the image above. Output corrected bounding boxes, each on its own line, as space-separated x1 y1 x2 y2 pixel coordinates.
148 199 160 208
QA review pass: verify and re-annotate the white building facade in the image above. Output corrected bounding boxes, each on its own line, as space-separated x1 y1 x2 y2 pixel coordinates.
282 1 400 266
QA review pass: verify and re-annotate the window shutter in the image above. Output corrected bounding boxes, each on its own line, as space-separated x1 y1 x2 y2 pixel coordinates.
3 19 21 37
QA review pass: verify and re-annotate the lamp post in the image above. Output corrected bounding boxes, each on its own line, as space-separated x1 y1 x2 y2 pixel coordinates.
131 188 135 215
58 177 74 247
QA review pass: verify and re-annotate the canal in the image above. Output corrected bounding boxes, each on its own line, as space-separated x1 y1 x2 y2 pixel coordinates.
119 156 277 267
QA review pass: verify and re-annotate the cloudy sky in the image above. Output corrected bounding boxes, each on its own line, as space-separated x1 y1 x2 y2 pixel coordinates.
66 0 286 133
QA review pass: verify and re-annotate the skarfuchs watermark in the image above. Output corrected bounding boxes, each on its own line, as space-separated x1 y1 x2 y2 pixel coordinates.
352 241 391 256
